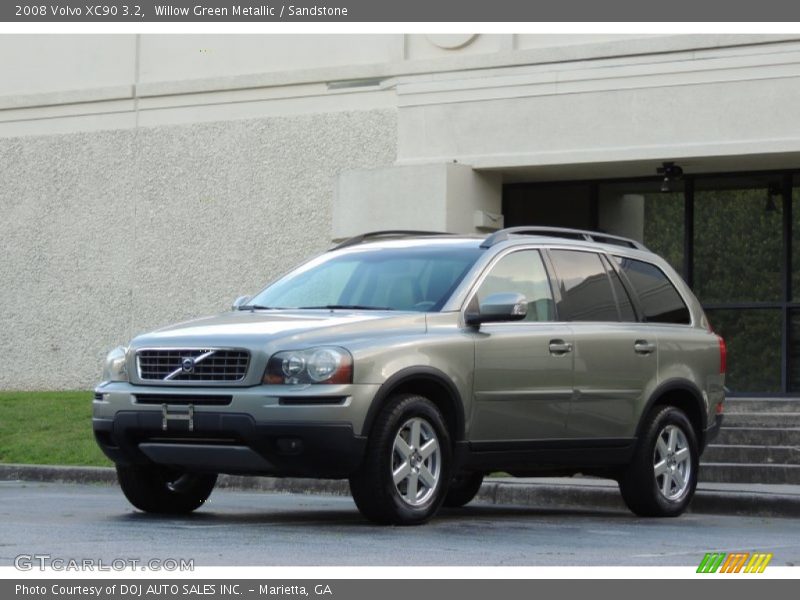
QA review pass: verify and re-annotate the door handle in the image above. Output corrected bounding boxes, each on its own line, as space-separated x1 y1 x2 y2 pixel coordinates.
549 339 573 355
634 340 656 355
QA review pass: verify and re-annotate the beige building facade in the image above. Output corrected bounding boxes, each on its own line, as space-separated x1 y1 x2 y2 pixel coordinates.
2 34 799 392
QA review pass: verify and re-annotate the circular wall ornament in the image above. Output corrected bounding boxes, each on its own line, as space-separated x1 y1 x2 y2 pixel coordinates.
425 34 478 50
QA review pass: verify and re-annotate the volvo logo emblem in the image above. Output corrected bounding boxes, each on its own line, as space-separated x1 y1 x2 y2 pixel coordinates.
160 350 216 381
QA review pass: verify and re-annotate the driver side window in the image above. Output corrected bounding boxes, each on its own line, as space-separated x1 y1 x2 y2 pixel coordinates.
476 250 555 322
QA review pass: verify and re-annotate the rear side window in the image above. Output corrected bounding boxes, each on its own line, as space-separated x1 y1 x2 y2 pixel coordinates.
614 256 691 324
548 250 619 321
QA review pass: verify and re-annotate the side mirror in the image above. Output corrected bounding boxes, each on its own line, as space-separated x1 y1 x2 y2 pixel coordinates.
465 292 528 326
231 295 251 311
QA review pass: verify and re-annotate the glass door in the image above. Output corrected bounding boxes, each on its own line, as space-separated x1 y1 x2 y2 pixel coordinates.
694 175 785 394
790 177 800 393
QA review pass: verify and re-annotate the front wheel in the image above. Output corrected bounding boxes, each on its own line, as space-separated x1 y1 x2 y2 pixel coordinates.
116 464 217 514
618 406 699 517
349 393 452 525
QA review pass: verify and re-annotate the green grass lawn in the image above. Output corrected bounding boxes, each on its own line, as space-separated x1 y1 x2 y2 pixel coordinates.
0 391 111 466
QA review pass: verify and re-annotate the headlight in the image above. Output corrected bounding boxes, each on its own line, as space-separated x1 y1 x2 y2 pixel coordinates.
264 347 353 385
102 346 129 382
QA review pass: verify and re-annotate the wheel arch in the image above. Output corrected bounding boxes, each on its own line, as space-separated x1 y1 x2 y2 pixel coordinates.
637 379 707 448
362 367 465 443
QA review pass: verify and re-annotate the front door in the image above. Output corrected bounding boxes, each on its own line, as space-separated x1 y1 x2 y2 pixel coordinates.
469 248 574 442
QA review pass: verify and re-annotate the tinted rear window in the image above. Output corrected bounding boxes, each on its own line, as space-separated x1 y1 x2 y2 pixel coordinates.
549 250 619 321
614 256 691 324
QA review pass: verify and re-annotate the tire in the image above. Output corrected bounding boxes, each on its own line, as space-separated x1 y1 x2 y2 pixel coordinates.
349 393 452 525
443 472 484 508
116 464 217 514
618 406 699 517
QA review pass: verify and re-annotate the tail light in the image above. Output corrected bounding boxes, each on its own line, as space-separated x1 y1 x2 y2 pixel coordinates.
717 335 727 375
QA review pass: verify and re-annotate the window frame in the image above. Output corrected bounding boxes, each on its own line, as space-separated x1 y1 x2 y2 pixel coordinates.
460 246 559 325
601 253 639 323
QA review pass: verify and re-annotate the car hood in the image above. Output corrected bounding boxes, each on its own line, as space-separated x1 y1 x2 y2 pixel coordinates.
130 309 427 350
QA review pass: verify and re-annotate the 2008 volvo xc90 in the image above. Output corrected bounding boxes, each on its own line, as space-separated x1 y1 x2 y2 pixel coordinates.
94 227 726 524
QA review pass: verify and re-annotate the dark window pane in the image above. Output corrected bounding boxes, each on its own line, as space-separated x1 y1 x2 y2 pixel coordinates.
644 193 685 277
476 250 555 322
614 256 690 324
608 265 636 322
504 184 594 229
794 187 800 302
550 250 618 321
706 309 782 393
791 310 800 393
694 183 783 303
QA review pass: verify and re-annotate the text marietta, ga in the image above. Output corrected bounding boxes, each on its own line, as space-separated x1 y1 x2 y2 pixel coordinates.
155 4 348 17
16 584 334 597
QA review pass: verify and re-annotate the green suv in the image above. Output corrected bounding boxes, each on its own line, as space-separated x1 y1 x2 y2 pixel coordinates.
93 227 726 524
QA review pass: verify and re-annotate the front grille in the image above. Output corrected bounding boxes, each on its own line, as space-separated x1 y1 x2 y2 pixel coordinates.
137 349 250 382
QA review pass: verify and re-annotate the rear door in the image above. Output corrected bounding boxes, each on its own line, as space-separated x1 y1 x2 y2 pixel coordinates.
470 248 574 442
611 254 702 414
547 249 659 441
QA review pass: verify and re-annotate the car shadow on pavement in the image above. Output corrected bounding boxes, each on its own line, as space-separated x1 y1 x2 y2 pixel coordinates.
108 503 637 528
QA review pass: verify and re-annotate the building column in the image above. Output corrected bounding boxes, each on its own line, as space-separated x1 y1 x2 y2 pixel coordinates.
333 162 503 240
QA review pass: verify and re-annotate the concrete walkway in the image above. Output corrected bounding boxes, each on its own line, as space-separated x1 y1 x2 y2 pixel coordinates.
2 463 799 518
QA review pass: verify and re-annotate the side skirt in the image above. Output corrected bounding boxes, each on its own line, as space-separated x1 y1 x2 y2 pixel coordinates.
462 438 636 475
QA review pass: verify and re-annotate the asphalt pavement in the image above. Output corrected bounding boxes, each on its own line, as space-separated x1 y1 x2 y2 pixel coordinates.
2 481 800 567
3 463 800 518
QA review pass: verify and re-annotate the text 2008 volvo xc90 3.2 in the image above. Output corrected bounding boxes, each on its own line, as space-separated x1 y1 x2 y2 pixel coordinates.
93 227 726 525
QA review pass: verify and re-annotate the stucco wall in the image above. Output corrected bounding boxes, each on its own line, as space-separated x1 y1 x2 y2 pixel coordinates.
0 109 397 389
4 33 800 390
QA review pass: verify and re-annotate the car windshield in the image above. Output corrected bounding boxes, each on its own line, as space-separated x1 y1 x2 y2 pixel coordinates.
247 243 483 312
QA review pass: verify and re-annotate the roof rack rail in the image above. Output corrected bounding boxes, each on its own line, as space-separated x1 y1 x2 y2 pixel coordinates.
480 226 648 250
331 230 453 251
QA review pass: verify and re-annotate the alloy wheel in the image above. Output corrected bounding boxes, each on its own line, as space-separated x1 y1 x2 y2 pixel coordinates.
653 424 692 501
391 417 442 506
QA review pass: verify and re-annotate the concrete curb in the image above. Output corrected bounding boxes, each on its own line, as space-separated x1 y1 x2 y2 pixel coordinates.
0 464 118 485
3 464 800 518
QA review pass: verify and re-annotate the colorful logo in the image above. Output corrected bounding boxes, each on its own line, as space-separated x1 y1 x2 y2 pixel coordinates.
697 552 773 573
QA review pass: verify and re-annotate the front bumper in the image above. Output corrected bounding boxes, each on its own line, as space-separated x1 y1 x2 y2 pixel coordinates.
93 381 377 477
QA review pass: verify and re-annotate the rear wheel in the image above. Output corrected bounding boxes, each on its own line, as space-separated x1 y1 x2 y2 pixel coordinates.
116 464 217 514
443 472 484 507
349 393 451 525
618 406 698 517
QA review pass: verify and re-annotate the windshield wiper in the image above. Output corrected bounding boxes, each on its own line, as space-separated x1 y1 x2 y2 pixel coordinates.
239 304 276 310
298 304 395 311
